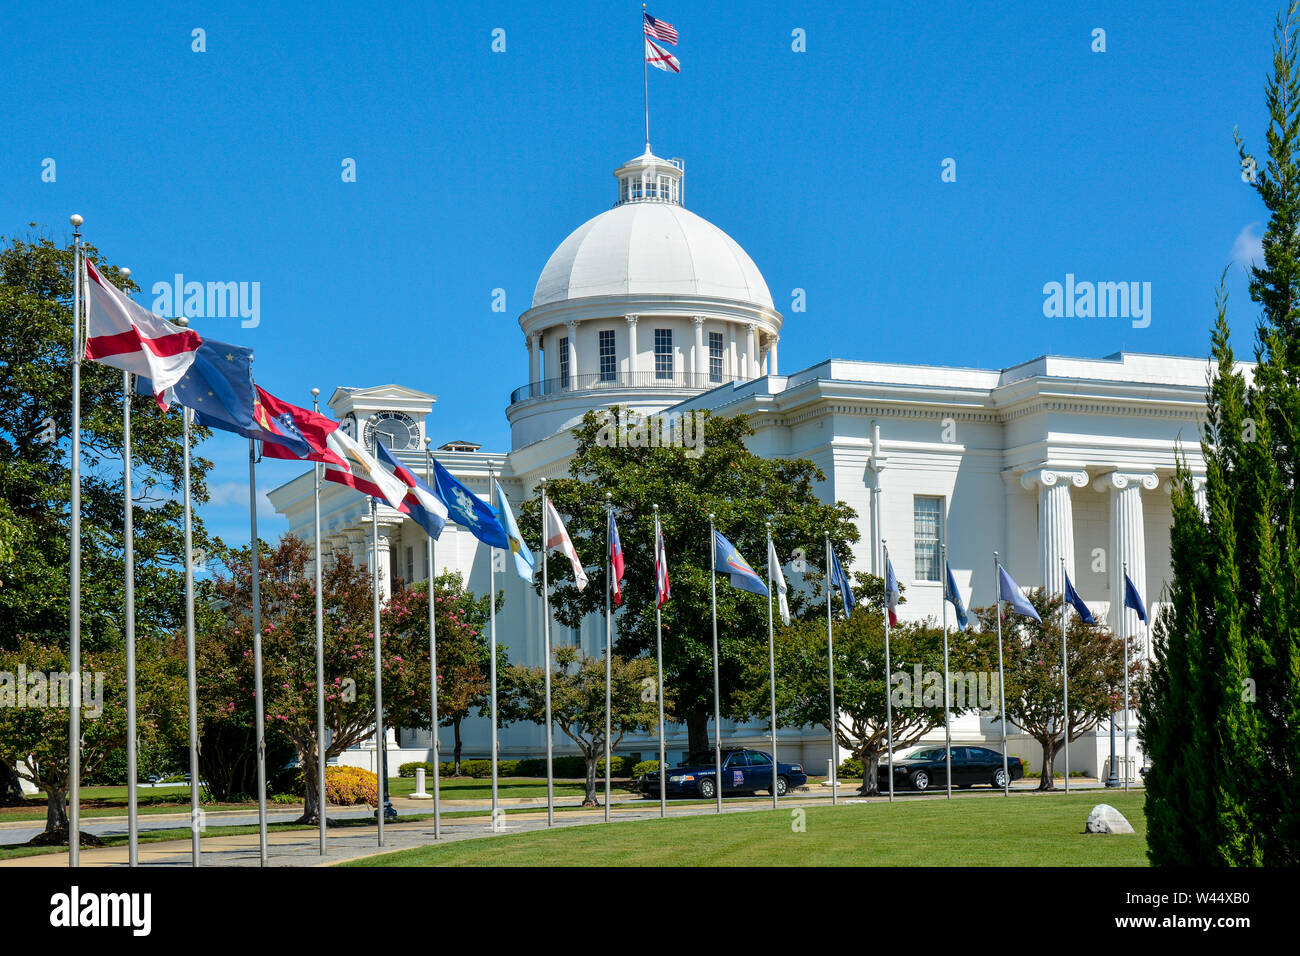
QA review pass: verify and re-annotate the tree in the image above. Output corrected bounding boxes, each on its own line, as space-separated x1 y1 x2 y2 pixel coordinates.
0 636 186 843
501 645 664 805
752 572 986 795
1145 2 1300 866
970 589 1135 790
518 407 858 757
199 536 436 823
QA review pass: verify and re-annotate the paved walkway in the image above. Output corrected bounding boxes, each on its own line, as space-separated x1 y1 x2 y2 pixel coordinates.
0 778 1130 867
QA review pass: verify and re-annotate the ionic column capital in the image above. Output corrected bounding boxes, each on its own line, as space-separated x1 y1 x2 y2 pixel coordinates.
565 318 580 332
1020 468 1089 491
624 313 639 326
692 314 706 327
1092 470 1160 493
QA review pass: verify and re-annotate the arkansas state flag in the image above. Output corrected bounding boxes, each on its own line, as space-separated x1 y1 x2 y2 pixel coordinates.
608 511 625 606
83 259 201 409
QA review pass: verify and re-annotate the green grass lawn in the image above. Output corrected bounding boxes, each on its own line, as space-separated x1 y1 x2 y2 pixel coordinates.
342 791 1150 867
386 776 592 800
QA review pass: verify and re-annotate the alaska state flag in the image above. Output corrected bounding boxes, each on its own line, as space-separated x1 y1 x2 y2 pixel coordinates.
998 565 1042 623
1064 572 1095 624
429 458 509 549
713 531 768 597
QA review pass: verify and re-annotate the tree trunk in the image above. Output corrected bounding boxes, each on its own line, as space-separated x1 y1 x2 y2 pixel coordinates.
46 786 68 833
1037 736 1063 791
452 717 464 775
0 762 27 806
298 747 321 824
857 749 882 796
582 754 599 807
685 708 709 758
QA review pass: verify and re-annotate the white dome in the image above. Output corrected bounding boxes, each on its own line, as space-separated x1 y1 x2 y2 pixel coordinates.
532 202 774 310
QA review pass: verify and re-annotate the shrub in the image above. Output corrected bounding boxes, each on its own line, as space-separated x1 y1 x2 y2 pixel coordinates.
325 766 379 807
838 758 863 778
632 760 660 778
399 761 436 778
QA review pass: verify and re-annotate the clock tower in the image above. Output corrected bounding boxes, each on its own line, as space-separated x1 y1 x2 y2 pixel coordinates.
327 384 438 457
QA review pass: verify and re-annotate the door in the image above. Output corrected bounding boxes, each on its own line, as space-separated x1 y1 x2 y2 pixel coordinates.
746 751 774 792
722 751 749 792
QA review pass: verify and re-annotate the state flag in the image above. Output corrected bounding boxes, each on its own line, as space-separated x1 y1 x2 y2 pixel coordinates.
768 538 790 626
546 499 589 591
944 560 969 631
608 511 625 606
831 547 855 618
998 565 1042 623
1064 572 1095 624
495 480 535 582
1123 572 1147 623
713 531 768 597
428 459 509 549
884 555 899 626
655 520 670 608
645 37 680 73
376 442 448 539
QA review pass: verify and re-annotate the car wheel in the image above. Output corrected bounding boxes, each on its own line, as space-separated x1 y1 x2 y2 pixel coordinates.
776 776 789 797
991 768 1008 789
912 770 930 792
698 777 716 799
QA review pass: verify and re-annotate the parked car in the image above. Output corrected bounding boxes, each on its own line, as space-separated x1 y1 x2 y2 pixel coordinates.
875 746 1024 792
640 748 808 799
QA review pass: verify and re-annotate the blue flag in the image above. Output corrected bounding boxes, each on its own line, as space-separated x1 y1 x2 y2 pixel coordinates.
713 531 768 597
1123 572 1147 623
998 565 1042 623
1064 572 1094 624
429 458 509 549
830 548 855 617
944 561 968 631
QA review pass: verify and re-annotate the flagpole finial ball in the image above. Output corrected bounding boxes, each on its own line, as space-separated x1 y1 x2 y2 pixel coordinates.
311 387 320 398
70 214 83 227
708 512 715 521
120 267 131 280
765 520 771 529
653 503 658 512
175 316 189 328
605 491 612 502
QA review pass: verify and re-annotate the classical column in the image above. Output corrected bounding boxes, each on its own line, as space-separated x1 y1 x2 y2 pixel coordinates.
1093 471 1159 639
745 323 758 379
692 315 706 379
1164 474 1208 516
1020 468 1088 596
527 331 541 390
565 320 579 387
769 335 779 376
625 314 639 377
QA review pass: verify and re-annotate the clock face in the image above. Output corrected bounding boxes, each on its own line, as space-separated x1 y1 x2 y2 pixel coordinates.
364 410 420 452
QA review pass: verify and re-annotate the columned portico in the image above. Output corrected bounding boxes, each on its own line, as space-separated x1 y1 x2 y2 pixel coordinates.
1093 470 1159 642
1020 468 1089 595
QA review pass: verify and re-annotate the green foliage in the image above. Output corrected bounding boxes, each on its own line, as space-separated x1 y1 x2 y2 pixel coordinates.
632 759 660 778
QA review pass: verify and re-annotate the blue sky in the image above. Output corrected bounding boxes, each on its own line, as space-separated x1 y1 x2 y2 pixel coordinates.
1 0 1278 545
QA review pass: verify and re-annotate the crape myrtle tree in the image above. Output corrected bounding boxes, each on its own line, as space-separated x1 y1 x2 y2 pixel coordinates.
517 407 858 758
1143 2 1300 866
970 589 1135 791
501 645 665 805
0 231 215 805
750 572 985 795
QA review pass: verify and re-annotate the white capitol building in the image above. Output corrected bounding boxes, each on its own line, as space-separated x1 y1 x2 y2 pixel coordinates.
270 144 1212 781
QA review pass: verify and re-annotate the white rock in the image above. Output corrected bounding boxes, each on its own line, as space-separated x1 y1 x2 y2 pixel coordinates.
1085 803 1135 834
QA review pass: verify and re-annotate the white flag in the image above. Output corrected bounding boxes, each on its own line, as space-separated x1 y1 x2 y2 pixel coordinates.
645 36 680 73
545 498 589 591
768 538 790 626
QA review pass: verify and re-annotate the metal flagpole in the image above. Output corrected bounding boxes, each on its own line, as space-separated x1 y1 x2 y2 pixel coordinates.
653 505 666 818
425 441 441 839
941 541 952 800
883 539 894 803
179 375 202 864
248 438 268 866
541 479 555 826
1122 560 1131 793
370 497 385 846
766 523 778 810
69 215 83 866
825 534 837 805
994 552 1009 797
603 493 613 823
311 389 327 852
123 365 139 866
1061 556 1070 794
708 514 722 814
642 2 650 149
489 469 500 828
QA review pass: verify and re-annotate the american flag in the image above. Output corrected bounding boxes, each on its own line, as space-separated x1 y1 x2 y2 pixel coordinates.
644 12 678 45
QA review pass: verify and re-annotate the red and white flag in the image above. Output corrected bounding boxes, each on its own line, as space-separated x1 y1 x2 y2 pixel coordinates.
645 36 680 73
545 499 590 591
655 520 670 608
83 259 201 409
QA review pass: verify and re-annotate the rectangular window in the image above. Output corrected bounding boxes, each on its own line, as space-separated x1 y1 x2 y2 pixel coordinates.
654 328 673 379
558 336 570 387
599 329 616 382
914 496 942 582
709 331 723 382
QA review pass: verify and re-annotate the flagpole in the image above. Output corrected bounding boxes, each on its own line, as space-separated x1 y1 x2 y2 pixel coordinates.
425 441 441 840
179 371 202 864
994 552 1009 797
311 389 328 853
248 437 268 866
883 539 894 803
603 492 613 823
489 470 500 830
825 534 837 806
766 523 777 810
642 2 650 149
68 214 83 866
708 513 722 814
370 496 385 846
541 479 555 827
1061 556 1070 795
653 505 666 818
941 541 952 801
1122 561 1131 793
122 365 139 866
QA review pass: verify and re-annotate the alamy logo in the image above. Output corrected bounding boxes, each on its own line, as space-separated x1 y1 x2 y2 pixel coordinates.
593 407 706 458
0 667 103 718
889 666 1000 715
150 273 260 328
49 886 151 936
1042 274 1151 329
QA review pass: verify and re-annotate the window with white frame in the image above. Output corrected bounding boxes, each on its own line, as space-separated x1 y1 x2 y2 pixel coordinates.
654 328 673 379
599 329 616 382
558 336 570 387
914 496 942 582
709 331 724 382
